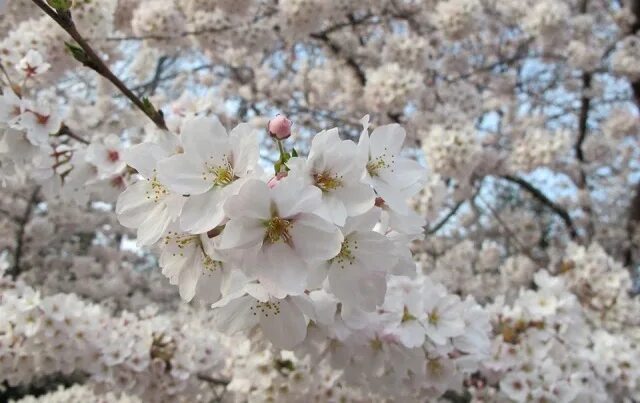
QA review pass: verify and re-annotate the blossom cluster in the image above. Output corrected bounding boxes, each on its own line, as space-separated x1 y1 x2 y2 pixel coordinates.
114 113 492 398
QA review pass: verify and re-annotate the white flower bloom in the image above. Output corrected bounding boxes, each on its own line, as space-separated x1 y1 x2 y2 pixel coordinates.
115 139 185 246
357 123 425 214
421 279 465 345
85 134 126 178
17 101 62 146
211 281 313 350
288 128 374 225
0 90 23 128
218 177 342 298
159 229 227 302
317 210 398 311
500 371 530 402
16 49 50 77
158 116 260 234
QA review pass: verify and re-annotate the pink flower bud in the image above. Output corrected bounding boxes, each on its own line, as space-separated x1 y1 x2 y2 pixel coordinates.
267 171 288 188
268 115 292 140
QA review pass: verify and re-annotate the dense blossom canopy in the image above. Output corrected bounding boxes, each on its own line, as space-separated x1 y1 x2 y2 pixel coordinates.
1 0 640 402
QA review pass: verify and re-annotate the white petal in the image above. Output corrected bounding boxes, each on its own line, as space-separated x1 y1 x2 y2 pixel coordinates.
329 264 386 312
181 115 230 162
137 203 171 246
370 124 405 158
180 189 225 233
124 143 168 178
211 294 256 334
259 298 307 350
290 213 343 262
272 178 322 218
157 153 210 195
224 179 271 220
229 123 259 176
116 181 154 228
217 217 265 250
259 243 307 298
178 256 201 302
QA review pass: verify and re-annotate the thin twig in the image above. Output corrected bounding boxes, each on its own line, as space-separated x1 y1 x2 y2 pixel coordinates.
502 175 578 239
8 187 40 279
30 0 168 130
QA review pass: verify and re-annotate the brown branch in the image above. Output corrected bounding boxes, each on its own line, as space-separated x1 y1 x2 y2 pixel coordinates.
31 0 168 130
502 175 578 239
197 374 230 386
310 31 367 86
57 123 89 144
427 200 464 235
8 187 40 279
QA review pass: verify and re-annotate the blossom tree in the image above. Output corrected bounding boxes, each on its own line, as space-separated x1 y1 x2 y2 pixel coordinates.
1 0 640 401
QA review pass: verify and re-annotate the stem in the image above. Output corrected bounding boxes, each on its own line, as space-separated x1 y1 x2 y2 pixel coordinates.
30 0 168 130
8 187 40 279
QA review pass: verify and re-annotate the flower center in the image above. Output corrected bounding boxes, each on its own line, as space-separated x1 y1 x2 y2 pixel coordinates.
331 237 358 268
264 217 293 244
107 149 120 162
313 171 343 192
146 173 169 202
428 309 440 325
401 306 417 323
366 155 390 177
203 157 236 187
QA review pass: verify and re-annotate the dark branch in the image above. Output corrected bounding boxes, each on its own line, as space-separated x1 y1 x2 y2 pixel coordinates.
8 187 40 279
502 175 578 239
31 0 168 130
427 200 464 235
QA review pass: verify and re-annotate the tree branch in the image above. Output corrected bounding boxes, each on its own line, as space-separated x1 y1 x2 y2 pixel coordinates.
30 0 168 130
427 200 464 235
8 187 40 279
502 175 578 239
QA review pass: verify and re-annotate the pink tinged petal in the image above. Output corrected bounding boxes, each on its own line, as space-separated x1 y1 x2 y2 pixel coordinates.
180 189 225 234
116 181 155 228
157 154 210 195
217 217 265 250
259 243 307 298
259 298 307 350
329 263 386 312
369 124 405 158
123 143 168 179
136 202 171 246
224 179 271 220
211 294 257 334
271 178 322 218
180 115 230 161
290 213 343 262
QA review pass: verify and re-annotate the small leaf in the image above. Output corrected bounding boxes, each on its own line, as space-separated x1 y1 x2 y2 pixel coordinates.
47 0 73 11
64 42 89 65
291 148 298 157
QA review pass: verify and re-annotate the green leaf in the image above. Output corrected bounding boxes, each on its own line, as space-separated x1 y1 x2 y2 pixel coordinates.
291 148 298 157
141 97 157 115
47 0 73 11
64 42 89 65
